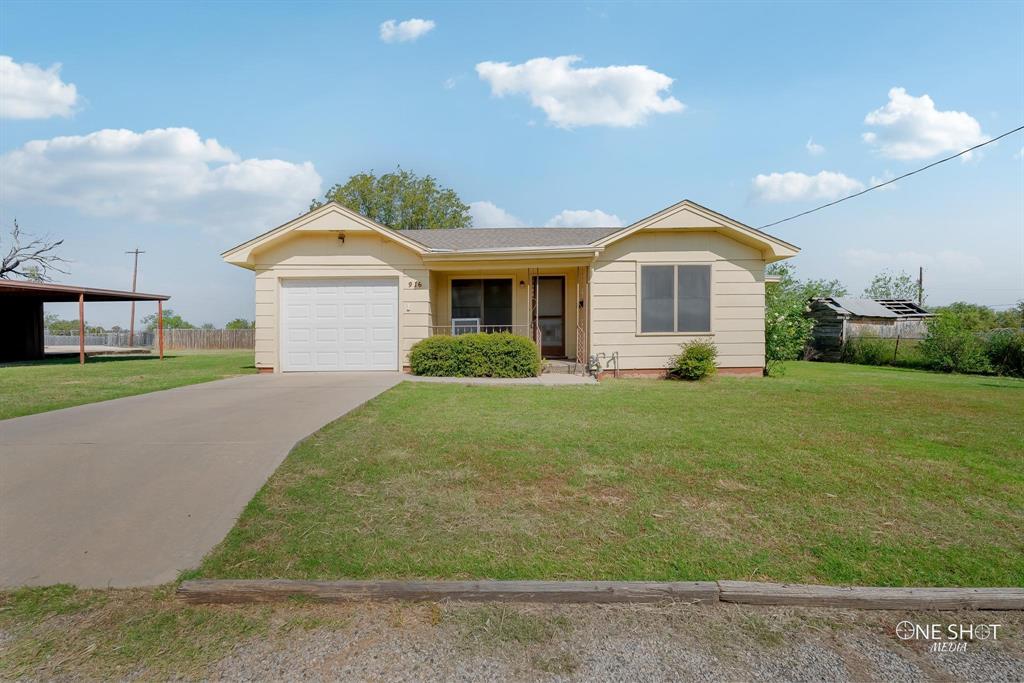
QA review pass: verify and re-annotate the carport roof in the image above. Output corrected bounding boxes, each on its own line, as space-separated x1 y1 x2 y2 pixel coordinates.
0 280 170 302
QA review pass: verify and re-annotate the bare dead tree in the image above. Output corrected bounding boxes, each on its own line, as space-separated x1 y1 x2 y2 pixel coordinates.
0 219 69 281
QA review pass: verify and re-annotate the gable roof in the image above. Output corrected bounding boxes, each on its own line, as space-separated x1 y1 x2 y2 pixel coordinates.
222 198 799 267
593 200 799 260
221 202 429 267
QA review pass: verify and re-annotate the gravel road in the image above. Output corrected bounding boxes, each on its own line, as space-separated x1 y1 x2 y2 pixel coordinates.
209 601 1024 681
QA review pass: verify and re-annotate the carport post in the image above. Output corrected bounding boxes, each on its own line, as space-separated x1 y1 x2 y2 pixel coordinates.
78 292 85 365
158 299 164 359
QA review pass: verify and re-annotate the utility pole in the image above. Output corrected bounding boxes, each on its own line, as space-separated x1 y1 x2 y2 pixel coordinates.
126 248 145 343
918 266 924 306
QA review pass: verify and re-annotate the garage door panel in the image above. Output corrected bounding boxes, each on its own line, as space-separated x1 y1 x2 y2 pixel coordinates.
288 352 312 367
315 304 338 319
315 328 338 343
287 304 310 318
281 279 398 372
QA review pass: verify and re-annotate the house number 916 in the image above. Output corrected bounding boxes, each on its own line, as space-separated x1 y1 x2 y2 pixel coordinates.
407 280 423 288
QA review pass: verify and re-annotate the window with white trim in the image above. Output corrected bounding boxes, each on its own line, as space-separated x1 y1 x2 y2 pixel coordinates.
640 264 711 333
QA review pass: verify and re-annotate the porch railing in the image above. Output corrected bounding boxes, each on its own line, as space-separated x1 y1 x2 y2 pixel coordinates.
429 324 533 337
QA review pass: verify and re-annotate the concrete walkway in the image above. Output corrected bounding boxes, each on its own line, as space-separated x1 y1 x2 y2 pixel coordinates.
0 372 402 588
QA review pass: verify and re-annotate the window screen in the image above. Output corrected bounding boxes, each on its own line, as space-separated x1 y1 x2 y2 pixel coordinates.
451 279 513 329
451 280 483 320
482 279 513 328
677 265 711 332
640 264 712 333
640 266 674 333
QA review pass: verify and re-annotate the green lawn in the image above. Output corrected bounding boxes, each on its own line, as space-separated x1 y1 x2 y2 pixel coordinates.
194 362 1024 587
0 352 256 420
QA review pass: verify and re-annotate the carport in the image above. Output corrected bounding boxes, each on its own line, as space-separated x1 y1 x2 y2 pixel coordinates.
0 280 170 363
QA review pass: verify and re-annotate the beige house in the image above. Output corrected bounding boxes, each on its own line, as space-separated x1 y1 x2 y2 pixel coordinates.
222 199 798 376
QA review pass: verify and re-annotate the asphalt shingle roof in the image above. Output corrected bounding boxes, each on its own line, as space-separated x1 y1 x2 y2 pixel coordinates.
400 227 622 251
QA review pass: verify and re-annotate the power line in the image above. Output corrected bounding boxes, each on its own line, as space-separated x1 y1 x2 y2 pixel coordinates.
758 124 1024 230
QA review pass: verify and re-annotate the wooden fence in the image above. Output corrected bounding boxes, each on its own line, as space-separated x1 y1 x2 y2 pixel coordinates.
846 320 930 340
161 329 254 350
45 329 254 350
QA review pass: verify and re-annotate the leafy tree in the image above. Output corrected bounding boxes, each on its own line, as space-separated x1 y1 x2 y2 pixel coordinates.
919 310 990 373
930 302 998 332
141 309 194 331
200 322 216 330
225 318 255 330
43 313 103 334
994 301 1024 329
764 264 847 374
862 270 920 301
1 219 69 281
311 167 471 230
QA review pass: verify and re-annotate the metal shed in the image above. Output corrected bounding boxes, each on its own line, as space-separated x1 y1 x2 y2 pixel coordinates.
0 280 169 363
805 297 933 361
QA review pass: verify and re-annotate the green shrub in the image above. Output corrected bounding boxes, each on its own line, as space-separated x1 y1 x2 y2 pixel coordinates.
841 337 892 366
985 329 1024 378
667 339 718 380
408 333 540 378
919 311 991 374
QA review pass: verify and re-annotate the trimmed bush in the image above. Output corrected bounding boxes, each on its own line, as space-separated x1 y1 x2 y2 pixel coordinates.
919 311 991 374
986 329 1024 378
408 333 540 378
667 339 718 380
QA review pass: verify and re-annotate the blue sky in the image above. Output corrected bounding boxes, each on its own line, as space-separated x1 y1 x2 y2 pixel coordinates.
1 0 1021 327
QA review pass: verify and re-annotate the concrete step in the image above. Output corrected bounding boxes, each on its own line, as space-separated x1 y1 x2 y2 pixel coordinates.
543 359 580 375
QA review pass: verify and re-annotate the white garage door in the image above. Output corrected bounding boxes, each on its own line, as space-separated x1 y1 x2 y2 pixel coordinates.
281 279 398 372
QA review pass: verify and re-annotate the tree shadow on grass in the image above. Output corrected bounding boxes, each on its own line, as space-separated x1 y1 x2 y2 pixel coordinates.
3 353 256 371
3 354 186 368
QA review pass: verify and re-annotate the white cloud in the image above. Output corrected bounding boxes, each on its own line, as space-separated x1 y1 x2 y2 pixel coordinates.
0 127 321 231
868 169 899 190
751 171 864 202
475 55 684 128
0 55 79 119
805 138 825 155
443 77 457 90
469 201 526 228
379 18 435 43
863 87 988 160
1015 146 1024 160
544 209 623 227
845 247 984 274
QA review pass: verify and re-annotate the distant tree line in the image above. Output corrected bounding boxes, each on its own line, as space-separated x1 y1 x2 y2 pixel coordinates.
44 311 255 334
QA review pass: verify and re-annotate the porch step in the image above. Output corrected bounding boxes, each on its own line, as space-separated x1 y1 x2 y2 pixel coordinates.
543 359 581 375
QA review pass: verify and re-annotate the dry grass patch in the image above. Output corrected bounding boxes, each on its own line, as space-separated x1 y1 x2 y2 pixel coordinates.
0 586 268 680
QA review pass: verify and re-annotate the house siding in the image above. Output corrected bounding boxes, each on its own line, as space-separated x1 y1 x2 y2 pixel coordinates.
244 223 770 373
251 232 430 371
589 231 766 370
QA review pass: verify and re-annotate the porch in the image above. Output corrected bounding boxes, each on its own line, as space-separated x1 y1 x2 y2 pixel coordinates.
426 263 591 365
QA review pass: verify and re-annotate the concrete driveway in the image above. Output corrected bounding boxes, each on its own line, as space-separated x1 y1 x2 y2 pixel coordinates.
0 372 402 588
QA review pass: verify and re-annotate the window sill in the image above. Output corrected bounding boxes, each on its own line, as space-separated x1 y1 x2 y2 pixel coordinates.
636 331 715 337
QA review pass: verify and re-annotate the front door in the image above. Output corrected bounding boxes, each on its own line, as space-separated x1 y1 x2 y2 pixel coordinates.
536 276 565 358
